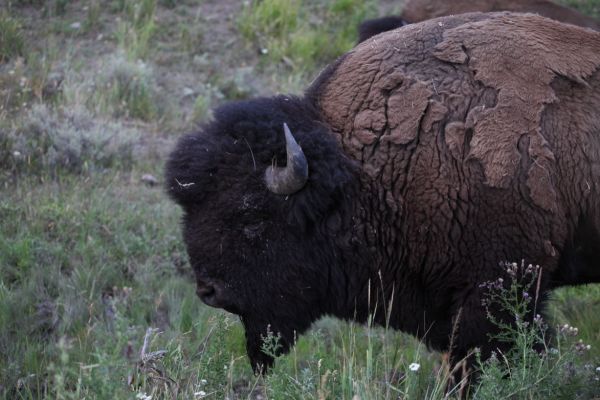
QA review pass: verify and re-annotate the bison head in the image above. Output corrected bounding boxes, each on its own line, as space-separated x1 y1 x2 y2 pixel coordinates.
165 96 359 371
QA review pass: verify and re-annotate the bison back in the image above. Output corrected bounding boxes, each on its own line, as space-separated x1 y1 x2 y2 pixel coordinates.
312 12 600 285
401 0 600 31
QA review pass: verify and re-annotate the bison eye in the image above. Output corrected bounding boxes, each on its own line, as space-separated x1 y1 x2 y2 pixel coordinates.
243 223 265 239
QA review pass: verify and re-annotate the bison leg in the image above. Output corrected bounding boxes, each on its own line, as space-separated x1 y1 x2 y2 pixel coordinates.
555 215 600 287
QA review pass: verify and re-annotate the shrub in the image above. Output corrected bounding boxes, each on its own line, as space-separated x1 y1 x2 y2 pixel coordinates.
114 0 157 61
93 54 158 121
2 103 139 177
474 261 600 399
0 42 60 118
84 0 102 32
238 0 301 40
0 11 25 64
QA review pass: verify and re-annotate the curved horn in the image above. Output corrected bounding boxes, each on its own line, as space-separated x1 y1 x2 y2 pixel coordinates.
264 123 308 195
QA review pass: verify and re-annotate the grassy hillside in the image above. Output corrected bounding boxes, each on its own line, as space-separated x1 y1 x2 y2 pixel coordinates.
1 0 599 399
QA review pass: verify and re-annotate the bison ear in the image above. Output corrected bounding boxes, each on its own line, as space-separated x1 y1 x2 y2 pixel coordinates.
264 123 309 195
357 16 408 43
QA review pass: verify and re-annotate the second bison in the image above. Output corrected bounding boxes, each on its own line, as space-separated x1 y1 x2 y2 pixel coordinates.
166 12 600 380
358 0 600 43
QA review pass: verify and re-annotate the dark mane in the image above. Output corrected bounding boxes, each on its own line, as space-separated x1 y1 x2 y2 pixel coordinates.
165 95 358 231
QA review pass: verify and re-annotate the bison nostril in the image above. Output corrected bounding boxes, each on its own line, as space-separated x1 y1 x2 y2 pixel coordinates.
196 281 222 307
196 283 215 298
195 280 238 313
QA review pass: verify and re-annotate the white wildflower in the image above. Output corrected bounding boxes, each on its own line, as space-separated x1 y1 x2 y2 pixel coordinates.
409 363 420 372
194 391 207 398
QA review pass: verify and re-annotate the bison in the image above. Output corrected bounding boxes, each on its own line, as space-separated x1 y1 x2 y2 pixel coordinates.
166 12 600 382
358 0 600 43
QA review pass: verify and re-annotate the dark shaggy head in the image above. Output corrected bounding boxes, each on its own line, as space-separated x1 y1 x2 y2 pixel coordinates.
165 96 358 371
357 16 408 43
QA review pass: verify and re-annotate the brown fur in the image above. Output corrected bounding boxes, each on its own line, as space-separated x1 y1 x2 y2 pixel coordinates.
401 0 600 30
318 12 600 211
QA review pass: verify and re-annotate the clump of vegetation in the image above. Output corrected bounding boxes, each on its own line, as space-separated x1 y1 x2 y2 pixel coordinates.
178 24 204 55
114 0 158 61
191 83 223 124
238 0 301 41
2 103 139 177
51 0 71 15
93 54 158 121
238 0 377 72
84 0 102 32
0 174 198 398
0 11 25 63
249 262 600 400
0 41 60 118
0 59 30 116
259 316 450 399
474 261 600 399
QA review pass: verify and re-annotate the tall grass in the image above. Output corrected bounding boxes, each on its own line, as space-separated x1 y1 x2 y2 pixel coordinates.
115 0 158 61
0 174 206 398
0 11 25 63
1 0 599 399
473 262 600 399
238 0 377 73
93 55 158 121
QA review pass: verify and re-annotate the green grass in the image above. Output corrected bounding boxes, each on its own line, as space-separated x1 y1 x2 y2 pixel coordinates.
0 11 25 64
0 173 219 397
472 263 600 399
1 0 600 398
550 285 600 359
238 0 377 74
84 0 102 33
114 0 158 61
94 55 158 121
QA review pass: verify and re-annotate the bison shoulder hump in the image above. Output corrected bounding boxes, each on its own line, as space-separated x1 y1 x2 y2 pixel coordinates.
314 12 600 211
